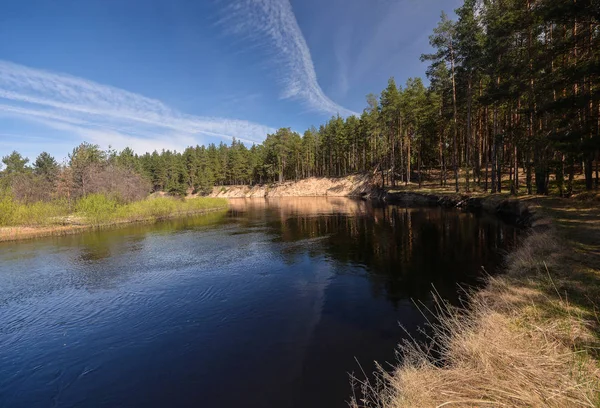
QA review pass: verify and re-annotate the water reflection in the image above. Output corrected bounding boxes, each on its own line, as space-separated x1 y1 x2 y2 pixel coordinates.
228 196 371 217
0 198 518 408
72 210 230 264
230 198 518 304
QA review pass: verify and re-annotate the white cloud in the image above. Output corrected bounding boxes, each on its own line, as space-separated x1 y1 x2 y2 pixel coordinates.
0 60 277 154
220 0 359 117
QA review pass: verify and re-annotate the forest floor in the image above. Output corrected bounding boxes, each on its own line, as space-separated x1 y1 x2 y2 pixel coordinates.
386 166 600 198
0 197 228 243
354 171 600 407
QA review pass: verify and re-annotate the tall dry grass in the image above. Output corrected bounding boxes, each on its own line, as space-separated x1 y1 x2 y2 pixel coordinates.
351 221 600 407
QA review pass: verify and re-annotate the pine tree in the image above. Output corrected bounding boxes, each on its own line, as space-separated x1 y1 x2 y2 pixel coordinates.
423 12 460 191
33 152 59 182
2 151 30 175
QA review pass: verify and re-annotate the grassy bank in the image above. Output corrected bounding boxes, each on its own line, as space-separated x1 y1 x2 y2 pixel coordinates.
0 193 228 242
352 195 600 407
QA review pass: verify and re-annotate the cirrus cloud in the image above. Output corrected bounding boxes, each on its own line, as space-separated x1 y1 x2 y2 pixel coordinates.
0 60 277 154
219 0 359 117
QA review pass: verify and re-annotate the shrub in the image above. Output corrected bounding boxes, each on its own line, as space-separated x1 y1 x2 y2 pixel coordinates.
0 189 69 226
10 200 68 226
75 193 119 225
11 173 55 203
84 165 151 203
0 191 17 226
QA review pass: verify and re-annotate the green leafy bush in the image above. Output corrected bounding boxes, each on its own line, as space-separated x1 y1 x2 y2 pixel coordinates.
0 190 69 226
75 193 119 225
0 191 17 226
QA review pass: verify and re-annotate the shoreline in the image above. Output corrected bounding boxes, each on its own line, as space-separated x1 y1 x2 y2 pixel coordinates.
382 190 534 227
0 206 228 243
352 193 600 407
0 190 538 244
2 186 598 404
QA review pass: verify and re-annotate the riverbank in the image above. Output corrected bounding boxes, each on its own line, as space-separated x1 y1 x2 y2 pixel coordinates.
208 174 376 198
0 196 228 243
353 194 600 407
382 191 534 227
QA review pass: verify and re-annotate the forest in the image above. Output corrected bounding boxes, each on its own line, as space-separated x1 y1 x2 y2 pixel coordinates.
1 0 598 202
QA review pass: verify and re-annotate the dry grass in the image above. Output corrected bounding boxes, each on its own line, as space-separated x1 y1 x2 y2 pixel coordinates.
351 199 600 408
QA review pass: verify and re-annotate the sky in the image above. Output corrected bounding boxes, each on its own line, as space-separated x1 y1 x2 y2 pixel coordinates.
0 0 461 163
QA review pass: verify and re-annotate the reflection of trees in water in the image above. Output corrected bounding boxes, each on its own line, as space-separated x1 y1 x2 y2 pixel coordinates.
73 210 228 261
63 210 229 289
49 198 516 304
246 200 519 305
228 197 371 218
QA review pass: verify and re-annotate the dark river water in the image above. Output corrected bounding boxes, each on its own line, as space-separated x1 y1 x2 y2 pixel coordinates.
0 198 519 408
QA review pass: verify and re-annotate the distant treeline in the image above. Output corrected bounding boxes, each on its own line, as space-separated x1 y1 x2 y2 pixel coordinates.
1 0 599 199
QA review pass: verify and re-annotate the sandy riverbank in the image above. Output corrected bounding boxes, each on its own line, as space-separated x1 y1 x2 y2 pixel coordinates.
208 174 377 198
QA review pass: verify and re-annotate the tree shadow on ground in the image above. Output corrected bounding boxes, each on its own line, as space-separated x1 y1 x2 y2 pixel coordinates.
514 196 600 355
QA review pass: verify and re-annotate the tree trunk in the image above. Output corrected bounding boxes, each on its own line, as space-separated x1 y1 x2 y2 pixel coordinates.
406 132 411 185
491 104 498 193
439 121 445 187
450 42 459 192
466 74 472 192
400 134 404 184
584 154 594 190
418 139 422 188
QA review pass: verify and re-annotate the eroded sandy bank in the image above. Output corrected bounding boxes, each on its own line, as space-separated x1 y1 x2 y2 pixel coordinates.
208 174 377 198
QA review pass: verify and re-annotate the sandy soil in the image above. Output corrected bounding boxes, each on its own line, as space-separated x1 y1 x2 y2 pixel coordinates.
209 174 377 198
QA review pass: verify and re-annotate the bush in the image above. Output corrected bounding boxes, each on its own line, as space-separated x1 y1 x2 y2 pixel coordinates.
75 193 119 225
0 191 17 226
115 197 177 220
83 165 151 203
11 173 55 203
0 189 69 226
11 200 69 226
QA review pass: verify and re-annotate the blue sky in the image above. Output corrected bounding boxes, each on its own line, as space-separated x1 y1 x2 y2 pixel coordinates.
0 0 460 163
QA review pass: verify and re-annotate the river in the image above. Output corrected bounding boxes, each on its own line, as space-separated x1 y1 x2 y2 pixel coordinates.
0 198 519 408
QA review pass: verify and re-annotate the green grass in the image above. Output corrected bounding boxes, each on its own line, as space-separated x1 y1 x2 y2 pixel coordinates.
113 196 228 223
0 191 228 227
77 194 228 225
